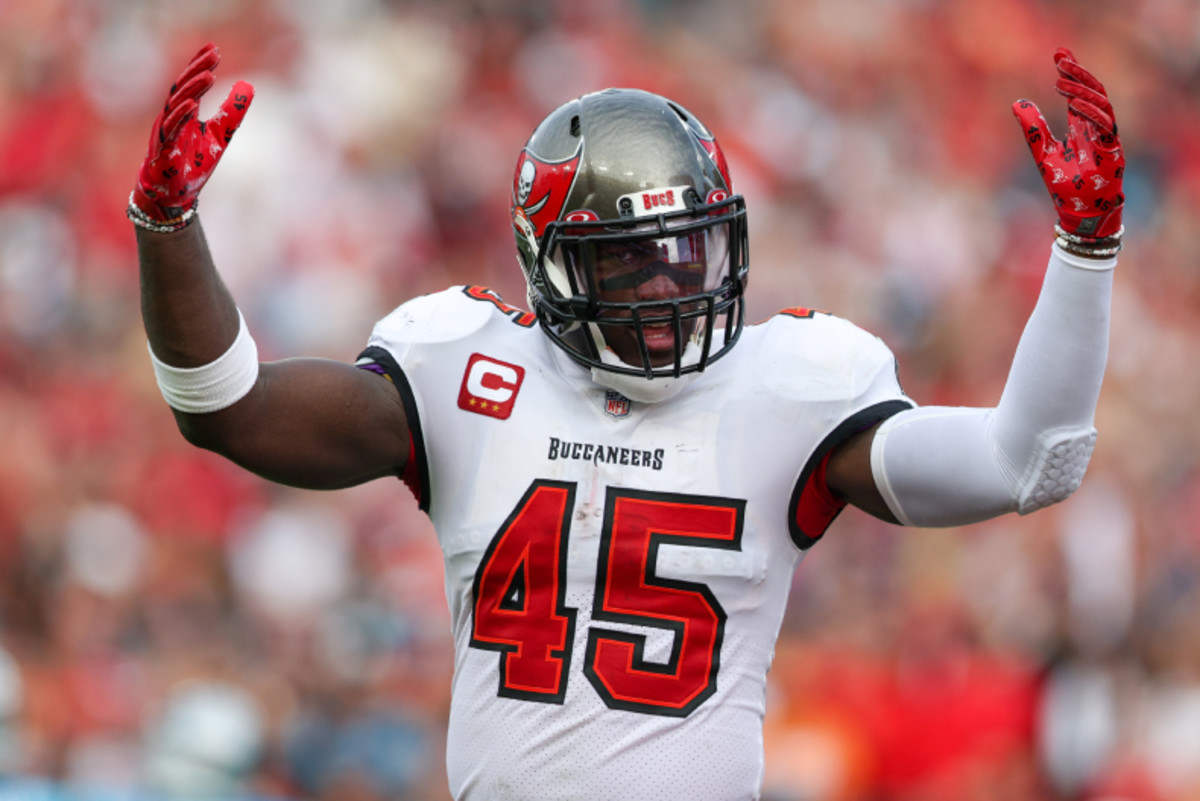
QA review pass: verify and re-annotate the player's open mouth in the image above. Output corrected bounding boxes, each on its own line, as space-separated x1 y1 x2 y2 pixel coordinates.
642 323 677 352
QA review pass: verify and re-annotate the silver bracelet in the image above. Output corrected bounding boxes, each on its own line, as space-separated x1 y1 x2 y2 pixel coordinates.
1054 223 1124 245
126 191 198 233
1055 235 1123 258
1054 223 1123 258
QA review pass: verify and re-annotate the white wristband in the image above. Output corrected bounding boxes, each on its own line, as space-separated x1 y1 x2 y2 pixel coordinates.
148 311 260 413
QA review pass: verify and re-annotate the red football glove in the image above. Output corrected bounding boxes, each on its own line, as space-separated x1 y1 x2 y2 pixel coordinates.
1013 48 1124 239
132 43 254 222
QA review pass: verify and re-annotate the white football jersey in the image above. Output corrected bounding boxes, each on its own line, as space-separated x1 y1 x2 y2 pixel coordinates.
358 286 912 801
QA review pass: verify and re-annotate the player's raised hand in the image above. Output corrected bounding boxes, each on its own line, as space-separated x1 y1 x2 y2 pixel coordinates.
130 43 254 229
1013 48 1124 247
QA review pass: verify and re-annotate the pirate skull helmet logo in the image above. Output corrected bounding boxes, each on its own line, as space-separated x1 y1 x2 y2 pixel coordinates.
517 159 536 205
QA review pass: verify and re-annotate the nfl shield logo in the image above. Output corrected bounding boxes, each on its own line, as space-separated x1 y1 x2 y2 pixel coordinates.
604 391 631 419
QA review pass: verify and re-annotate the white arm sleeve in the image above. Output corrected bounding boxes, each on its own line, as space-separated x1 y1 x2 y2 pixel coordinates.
870 243 1114 527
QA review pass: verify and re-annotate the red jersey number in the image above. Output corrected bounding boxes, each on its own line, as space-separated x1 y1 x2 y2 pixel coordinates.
470 481 745 717
585 488 743 716
470 481 577 703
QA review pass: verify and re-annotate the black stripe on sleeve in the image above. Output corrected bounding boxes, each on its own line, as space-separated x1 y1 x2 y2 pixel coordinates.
357 345 431 513
787 399 914 550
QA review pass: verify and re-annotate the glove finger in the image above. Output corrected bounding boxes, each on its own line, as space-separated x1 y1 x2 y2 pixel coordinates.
1061 82 1114 124
1053 47 1078 69
211 80 255 150
1066 97 1115 137
169 43 219 99
1055 77 1109 109
167 71 215 113
1055 53 1110 102
1012 99 1059 157
1056 80 1116 133
160 98 198 143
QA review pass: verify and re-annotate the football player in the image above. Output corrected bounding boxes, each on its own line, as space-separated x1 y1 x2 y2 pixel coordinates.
130 43 1123 800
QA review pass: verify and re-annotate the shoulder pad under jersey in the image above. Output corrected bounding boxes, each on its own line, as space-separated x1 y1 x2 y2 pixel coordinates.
753 308 904 403
366 286 537 356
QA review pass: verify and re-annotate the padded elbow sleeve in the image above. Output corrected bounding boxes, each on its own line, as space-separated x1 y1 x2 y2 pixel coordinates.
871 407 1096 527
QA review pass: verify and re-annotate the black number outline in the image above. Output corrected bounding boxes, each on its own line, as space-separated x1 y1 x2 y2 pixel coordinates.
469 480 578 704
584 487 745 717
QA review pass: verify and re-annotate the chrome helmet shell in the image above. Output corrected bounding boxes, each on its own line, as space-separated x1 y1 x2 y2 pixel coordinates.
511 88 748 379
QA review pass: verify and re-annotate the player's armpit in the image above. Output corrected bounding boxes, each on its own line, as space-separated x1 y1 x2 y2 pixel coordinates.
825 422 901 525
173 357 411 490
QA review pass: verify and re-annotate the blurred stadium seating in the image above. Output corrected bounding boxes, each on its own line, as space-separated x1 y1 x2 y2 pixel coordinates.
0 1 1196 799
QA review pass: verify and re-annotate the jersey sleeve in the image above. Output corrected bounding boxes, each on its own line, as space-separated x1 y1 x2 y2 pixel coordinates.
759 311 914 548
354 287 501 512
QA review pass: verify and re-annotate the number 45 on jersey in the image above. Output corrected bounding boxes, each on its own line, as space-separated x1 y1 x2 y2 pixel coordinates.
470 479 746 718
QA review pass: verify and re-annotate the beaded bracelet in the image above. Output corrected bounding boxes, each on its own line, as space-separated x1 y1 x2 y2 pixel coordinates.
1054 223 1124 258
126 191 198 234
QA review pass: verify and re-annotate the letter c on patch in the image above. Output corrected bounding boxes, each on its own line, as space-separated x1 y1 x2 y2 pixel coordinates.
458 354 525 420
467 360 518 402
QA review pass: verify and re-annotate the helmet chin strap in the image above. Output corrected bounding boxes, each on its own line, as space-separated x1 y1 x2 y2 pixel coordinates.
590 342 702 403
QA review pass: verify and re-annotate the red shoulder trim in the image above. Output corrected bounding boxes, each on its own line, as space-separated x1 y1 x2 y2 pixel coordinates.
776 306 828 320
462 286 537 327
793 450 846 540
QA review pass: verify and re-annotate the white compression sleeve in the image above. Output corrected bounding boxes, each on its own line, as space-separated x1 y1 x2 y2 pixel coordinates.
870 242 1114 527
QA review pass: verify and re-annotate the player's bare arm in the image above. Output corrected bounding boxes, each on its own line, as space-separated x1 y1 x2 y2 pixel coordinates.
825 48 1123 528
825 422 898 523
125 39 1127 800
132 44 409 489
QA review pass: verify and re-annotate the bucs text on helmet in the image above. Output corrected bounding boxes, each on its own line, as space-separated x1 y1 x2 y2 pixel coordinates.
511 88 749 380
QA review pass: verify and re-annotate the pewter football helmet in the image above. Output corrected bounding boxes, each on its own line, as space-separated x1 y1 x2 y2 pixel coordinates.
511 88 748 379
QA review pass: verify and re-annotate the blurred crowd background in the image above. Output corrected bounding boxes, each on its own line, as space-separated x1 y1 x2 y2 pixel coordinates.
0 0 1197 799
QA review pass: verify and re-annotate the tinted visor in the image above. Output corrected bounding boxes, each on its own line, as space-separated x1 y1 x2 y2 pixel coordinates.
531 195 748 379
556 222 732 302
